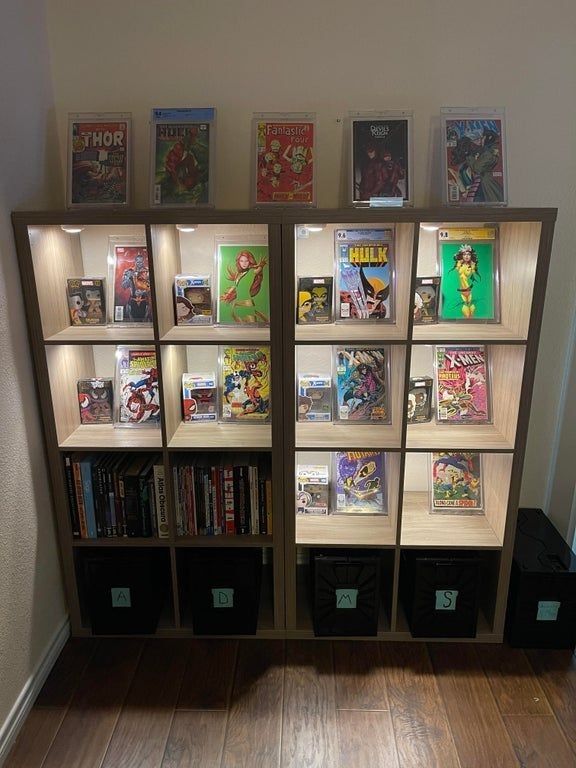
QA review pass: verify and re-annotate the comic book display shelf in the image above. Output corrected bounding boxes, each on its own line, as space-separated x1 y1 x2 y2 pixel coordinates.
13 207 555 642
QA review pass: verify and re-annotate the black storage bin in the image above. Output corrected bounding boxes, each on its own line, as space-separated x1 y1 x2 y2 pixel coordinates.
185 549 262 635
401 551 481 638
506 508 576 649
312 550 381 636
82 550 169 635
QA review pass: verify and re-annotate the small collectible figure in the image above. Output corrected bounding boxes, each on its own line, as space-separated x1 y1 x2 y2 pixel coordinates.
174 275 212 326
66 278 106 326
296 277 333 324
296 465 330 514
297 375 332 422
407 377 433 423
414 277 440 324
182 373 217 422
77 378 113 424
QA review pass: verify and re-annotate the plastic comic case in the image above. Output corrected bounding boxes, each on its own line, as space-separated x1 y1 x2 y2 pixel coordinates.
430 452 484 514
108 236 153 326
216 234 269 327
67 112 132 208
348 111 413 207
149 107 216 207
252 112 316 207
219 345 271 423
334 346 390 424
115 346 161 428
441 107 508 206
434 345 492 425
333 451 387 515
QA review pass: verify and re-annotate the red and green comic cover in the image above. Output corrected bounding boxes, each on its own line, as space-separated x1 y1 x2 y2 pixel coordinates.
220 346 271 422
217 243 269 325
255 118 315 204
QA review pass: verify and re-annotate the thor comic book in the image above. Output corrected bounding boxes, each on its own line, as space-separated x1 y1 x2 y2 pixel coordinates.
220 346 271 422
110 242 152 325
335 347 389 423
435 345 490 424
334 452 386 514
431 452 483 513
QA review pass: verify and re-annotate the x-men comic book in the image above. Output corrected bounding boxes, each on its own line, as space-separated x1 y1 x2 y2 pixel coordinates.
335 347 389 423
435 345 490 424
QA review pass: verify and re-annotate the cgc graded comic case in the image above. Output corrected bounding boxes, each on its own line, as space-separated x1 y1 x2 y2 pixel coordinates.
334 346 390 423
150 107 215 207
115 346 160 427
438 226 500 322
66 277 106 326
252 112 316 206
434 345 491 424
441 107 508 206
216 236 269 326
297 277 333 324
67 112 131 208
182 373 217 422
296 465 330 515
108 237 153 325
298 374 332 422
349 111 413 206
220 345 271 423
414 277 440 325
407 376 433 424
335 228 395 322
77 378 113 424
174 275 213 326
333 452 387 515
430 452 483 514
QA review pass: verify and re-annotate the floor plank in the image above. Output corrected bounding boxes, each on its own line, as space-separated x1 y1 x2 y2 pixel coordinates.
101 640 191 768
333 641 390 711
337 710 400 768
282 641 338 768
221 641 284 768
476 644 552 715
177 639 237 710
41 639 143 768
35 638 98 708
382 643 460 768
4 708 66 768
526 648 576 752
430 643 518 768
504 714 575 768
161 711 227 768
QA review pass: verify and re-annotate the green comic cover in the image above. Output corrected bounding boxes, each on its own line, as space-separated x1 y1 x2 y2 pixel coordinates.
217 243 270 325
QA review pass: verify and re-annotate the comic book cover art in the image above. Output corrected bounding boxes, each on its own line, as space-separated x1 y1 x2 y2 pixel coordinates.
255 119 315 204
296 465 330 515
407 377 433 424
435 345 490 424
335 347 389 423
443 115 506 205
351 117 410 204
334 452 386 514
217 243 269 325
68 114 130 207
111 243 152 324
335 229 394 322
220 346 271 422
431 452 483 513
182 373 217 422
116 347 160 426
66 278 106 326
298 375 332 422
174 275 212 326
438 228 499 321
414 277 440 325
297 277 333 324
77 378 113 424
151 108 214 206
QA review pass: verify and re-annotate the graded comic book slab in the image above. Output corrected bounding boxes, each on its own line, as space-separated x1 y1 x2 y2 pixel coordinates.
334 451 386 515
220 346 271 422
110 242 152 325
335 347 389 423
116 347 160 427
297 277 333 324
174 275 213 326
431 452 483 513
66 278 106 326
217 243 270 326
254 116 315 205
435 345 490 424
296 465 330 515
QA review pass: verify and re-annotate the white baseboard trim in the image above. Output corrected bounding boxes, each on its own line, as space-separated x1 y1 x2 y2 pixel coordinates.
0 615 70 767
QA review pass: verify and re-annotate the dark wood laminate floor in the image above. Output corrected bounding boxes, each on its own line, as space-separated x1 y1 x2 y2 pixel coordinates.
6 639 576 768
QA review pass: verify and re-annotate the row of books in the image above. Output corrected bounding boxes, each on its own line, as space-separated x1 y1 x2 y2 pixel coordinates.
173 455 273 536
64 453 167 539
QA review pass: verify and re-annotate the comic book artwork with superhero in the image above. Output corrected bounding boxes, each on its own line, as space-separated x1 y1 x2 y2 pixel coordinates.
431 452 483 513
414 277 440 325
111 244 152 324
217 243 269 325
334 452 386 515
351 118 409 204
296 465 330 515
66 278 106 326
116 347 160 426
335 347 389 423
77 378 113 424
220 346 271 422
182 373 217 422
443 116 506 205
255 119 315 204
297 277 333 324
438 228 498 321
435 345 490 424
68 115 130 207
335 229 394 322
174 275 212 326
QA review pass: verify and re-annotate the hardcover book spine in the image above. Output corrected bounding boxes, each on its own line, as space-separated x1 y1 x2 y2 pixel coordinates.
223 465 235 535
258 474 266 534
148 476 157 536
72 459 88 539
154 464 169 538
64 457 80 538
265 478 273 535
173 465 183 537
114 466 127 536
106 463 117 537
80 459 97 539
123 474 141 537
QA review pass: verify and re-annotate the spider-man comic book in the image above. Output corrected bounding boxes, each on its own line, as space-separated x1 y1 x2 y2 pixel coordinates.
220 346 271 422
116 347 161 427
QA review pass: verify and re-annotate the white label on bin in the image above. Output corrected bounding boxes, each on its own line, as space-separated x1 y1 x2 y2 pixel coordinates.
111 587 131 608
212 588 234 608
335 588 358 609
537 600 561 621
435 589 458 611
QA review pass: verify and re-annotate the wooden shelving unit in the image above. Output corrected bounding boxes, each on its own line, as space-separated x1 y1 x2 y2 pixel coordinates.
13 206 556 642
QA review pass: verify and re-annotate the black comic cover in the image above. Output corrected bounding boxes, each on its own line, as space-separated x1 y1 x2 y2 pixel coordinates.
407 377 433 424
297 277 333 324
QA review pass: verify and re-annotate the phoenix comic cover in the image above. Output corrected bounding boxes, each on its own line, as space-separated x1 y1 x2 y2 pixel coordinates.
110 243 152 324
255 118 315 205
335 229 394 322
77 378 113 424
298 375 332 422
217 243 269 325
174 275 213 326
297 277 333 324
335 347 389 423
182 373 217 422
334 451 386 515
66 278 106 326
431 452 483 513
116 347 160 426
68 114 131 207
220 346 271 422
351 116 411 204
414 277 440 325
435 345 490 424
296 465 330 515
